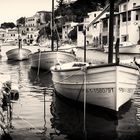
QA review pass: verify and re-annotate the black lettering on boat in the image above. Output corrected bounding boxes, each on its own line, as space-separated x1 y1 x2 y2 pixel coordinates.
87 88 114 94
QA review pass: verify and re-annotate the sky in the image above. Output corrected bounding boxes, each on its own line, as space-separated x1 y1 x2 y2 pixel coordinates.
0 0 58 24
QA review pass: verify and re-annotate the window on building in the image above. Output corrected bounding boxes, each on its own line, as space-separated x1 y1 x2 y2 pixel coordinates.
78 25 83 31
103 19 108 28
94 14 96 17
122 35 128 42
133 3 136 7
102 36 108 45
122 13 126 22
122 11 131 22
128 11 131 21
136 15 139 20
123 4 127 11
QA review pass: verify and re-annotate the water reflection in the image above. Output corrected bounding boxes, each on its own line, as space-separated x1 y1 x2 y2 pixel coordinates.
28 68 52 87
1 56 140 140
50 94 140 140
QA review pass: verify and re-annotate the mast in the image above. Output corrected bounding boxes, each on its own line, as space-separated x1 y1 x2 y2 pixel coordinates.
108 0 114 63
51 0 54 51
126 0 128 41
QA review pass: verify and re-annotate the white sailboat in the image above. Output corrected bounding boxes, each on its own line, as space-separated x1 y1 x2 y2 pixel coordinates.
6 27 31 61
30 0 76 70
51 1 139 111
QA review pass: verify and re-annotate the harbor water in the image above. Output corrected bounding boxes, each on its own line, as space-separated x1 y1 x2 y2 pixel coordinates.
0 46 140 140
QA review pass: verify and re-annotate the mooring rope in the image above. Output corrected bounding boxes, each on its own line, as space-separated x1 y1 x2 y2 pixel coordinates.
35 50 41 82
1 65 88 139
83 68 87 140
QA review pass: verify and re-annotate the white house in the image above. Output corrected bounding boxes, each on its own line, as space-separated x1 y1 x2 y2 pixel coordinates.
77 11 109 48
100 13 119 46
119 0 140 44
4 28 19 45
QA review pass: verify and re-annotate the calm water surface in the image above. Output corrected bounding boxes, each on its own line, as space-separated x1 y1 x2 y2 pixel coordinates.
0 48 140 140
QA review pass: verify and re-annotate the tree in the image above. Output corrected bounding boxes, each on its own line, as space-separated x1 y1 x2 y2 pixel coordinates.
1 22 16 29
68 26 77 41
17 17 26 26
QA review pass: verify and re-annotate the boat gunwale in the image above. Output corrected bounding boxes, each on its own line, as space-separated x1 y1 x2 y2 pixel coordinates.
51 63 138 72
32 50 76 56
6 48 32 54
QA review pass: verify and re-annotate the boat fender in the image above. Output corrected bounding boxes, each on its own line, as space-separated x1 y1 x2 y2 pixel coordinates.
10 90 19 101
1 94 9 111
54 63 61 70
81 66 87 72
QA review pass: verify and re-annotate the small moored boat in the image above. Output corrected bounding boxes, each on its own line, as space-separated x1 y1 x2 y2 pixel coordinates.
6 27 31 61
6 48 31 61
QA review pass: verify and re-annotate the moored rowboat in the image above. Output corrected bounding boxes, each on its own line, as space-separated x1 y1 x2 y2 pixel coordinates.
6 48 31 61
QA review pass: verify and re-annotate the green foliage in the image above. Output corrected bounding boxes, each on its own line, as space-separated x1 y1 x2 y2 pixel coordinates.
68 26 77 41
17 17 26 26
55 0 107 23
36 23 58 43
1 22 16 29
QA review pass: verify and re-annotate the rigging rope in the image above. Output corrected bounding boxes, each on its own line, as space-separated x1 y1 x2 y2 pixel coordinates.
34 50 41 83
83 68 87 140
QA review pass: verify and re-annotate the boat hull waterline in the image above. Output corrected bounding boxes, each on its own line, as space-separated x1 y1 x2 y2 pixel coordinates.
51 62 139 111
6 48 31 61
30 51 76 70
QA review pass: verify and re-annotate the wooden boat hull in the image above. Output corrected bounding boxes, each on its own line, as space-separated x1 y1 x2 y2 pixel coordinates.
104 44 140 54
51 63 139 111
6 48 31 61
30 51 76 70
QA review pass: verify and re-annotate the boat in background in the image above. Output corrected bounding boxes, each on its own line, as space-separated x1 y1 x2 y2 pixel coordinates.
58 43 77 53
104 41 140 54
6 34 31 61
51 1 139 111
31 50 76 70
30 0 76 70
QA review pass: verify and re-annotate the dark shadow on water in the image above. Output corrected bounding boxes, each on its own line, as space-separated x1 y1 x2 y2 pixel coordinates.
50 93 140 140
28 68 52 87
6 59 30 65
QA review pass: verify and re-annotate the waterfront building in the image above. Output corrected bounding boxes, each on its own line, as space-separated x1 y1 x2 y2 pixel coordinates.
119 0 140 44
4 27 19 45
100 13 119 47
0 28 6 44
76 0 140 49
77 11 108 48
